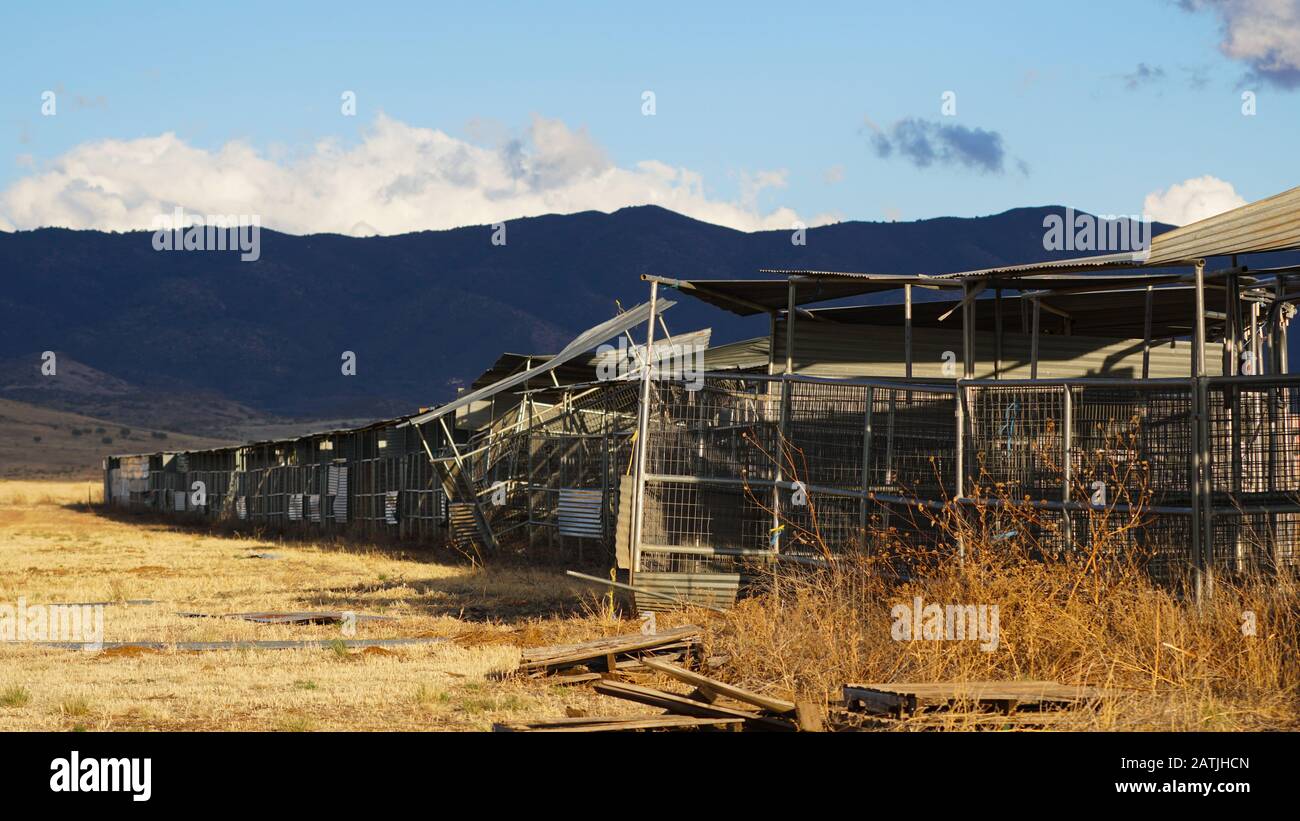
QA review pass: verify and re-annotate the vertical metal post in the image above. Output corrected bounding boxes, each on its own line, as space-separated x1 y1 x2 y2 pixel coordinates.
904 284 913 379
767 312 778 376
954 383 965 562
1278 275 1289 375
1225 272 1239 376
1194 260 1207 380
1198 376 1214 598
994 288 1003 380
1250 302 1261 377
858 386 874 550
785 280 796 376
628 283 659 586
962 281 975 379
774 280 796 555
1030 298 1041 380
1142 285 1153 379
1061 384 1072 552
1191 260 1208 603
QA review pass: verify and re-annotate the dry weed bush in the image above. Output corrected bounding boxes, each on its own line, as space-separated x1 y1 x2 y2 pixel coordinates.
714 431 1300 729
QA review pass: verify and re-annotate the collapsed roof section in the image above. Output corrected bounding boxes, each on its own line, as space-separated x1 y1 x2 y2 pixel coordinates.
405 297 674 427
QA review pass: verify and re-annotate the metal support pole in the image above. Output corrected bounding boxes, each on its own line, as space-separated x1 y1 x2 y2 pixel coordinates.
904 284 913 378
628 282 659 586
1225 273 1239 376
1194 260 1207 380
1030 298 1041 380
1142 285 1153 379
774 280 796 555
1278 275 1290 375
1250 302 1261 376
954 383 965 562
994 288 1003 380
962 281 975 379
1061 384 1072 552
1191 260 1209 603
858 386 874 550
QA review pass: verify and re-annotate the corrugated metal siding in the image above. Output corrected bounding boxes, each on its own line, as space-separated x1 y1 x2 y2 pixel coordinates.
774 320 1222 380
633 572 740 612
557 488 603 538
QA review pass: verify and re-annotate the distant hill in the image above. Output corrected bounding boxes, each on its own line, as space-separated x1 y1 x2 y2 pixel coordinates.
0 396 230 479
10 203 1283 425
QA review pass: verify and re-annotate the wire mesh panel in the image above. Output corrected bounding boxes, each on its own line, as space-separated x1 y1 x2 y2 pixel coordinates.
639 374 956 565
1208 510 1300 577
964 384 1065 500
1206 378 1300 507
1070 383 1196 506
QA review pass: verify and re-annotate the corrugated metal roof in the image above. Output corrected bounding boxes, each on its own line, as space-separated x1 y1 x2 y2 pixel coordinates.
470 328 715 392
765 186 1300 282
701 336 771 371
773 319 1220 380
809 284 1246 340
643 275 959 316
406 297 674 426
1147 185 1300 264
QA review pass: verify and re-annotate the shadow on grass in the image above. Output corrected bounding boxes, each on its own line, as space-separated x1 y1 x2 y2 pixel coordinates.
72 501 619 623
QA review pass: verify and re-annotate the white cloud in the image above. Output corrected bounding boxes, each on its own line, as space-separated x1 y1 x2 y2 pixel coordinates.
1143 175 1247 226
0 114 821 235
1182 0 1300 88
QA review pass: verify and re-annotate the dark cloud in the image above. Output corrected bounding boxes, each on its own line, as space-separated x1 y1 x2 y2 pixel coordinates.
1122 63 1167 89
869 118 1010 174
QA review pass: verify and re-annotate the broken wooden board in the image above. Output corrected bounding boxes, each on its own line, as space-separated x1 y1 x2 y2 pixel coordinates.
493 715 743 732
843 681 1123 716
524 646 689 678
176 610 394 625
519 625 700 673
593 679 796 732
640 657 796 715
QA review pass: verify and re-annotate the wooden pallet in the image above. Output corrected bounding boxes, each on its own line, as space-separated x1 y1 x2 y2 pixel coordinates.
843 680 1124 716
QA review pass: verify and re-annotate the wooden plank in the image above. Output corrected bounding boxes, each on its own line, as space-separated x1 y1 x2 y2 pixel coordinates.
640 657 796 715
795 700 826 732
593 680 796 732
493 715 743 733
520 625 700 660
519 625 700 671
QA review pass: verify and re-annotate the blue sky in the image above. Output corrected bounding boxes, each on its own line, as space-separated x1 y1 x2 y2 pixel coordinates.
1 0 1296 233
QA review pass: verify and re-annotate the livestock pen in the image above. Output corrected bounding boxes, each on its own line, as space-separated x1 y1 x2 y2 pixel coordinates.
104 187 1300 611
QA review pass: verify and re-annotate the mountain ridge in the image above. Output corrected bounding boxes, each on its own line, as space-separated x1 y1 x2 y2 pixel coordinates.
0 204 1224 426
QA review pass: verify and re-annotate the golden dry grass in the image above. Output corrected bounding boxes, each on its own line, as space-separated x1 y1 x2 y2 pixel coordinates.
0 480 655 731
8 477 1292 732
703 509 1300 731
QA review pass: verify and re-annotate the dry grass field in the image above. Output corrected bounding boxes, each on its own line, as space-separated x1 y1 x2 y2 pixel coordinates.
0 480 664 731
3 479 1296 732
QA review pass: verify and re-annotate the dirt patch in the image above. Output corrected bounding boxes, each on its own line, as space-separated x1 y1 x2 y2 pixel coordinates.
97 645 164 659
127 565 171 576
